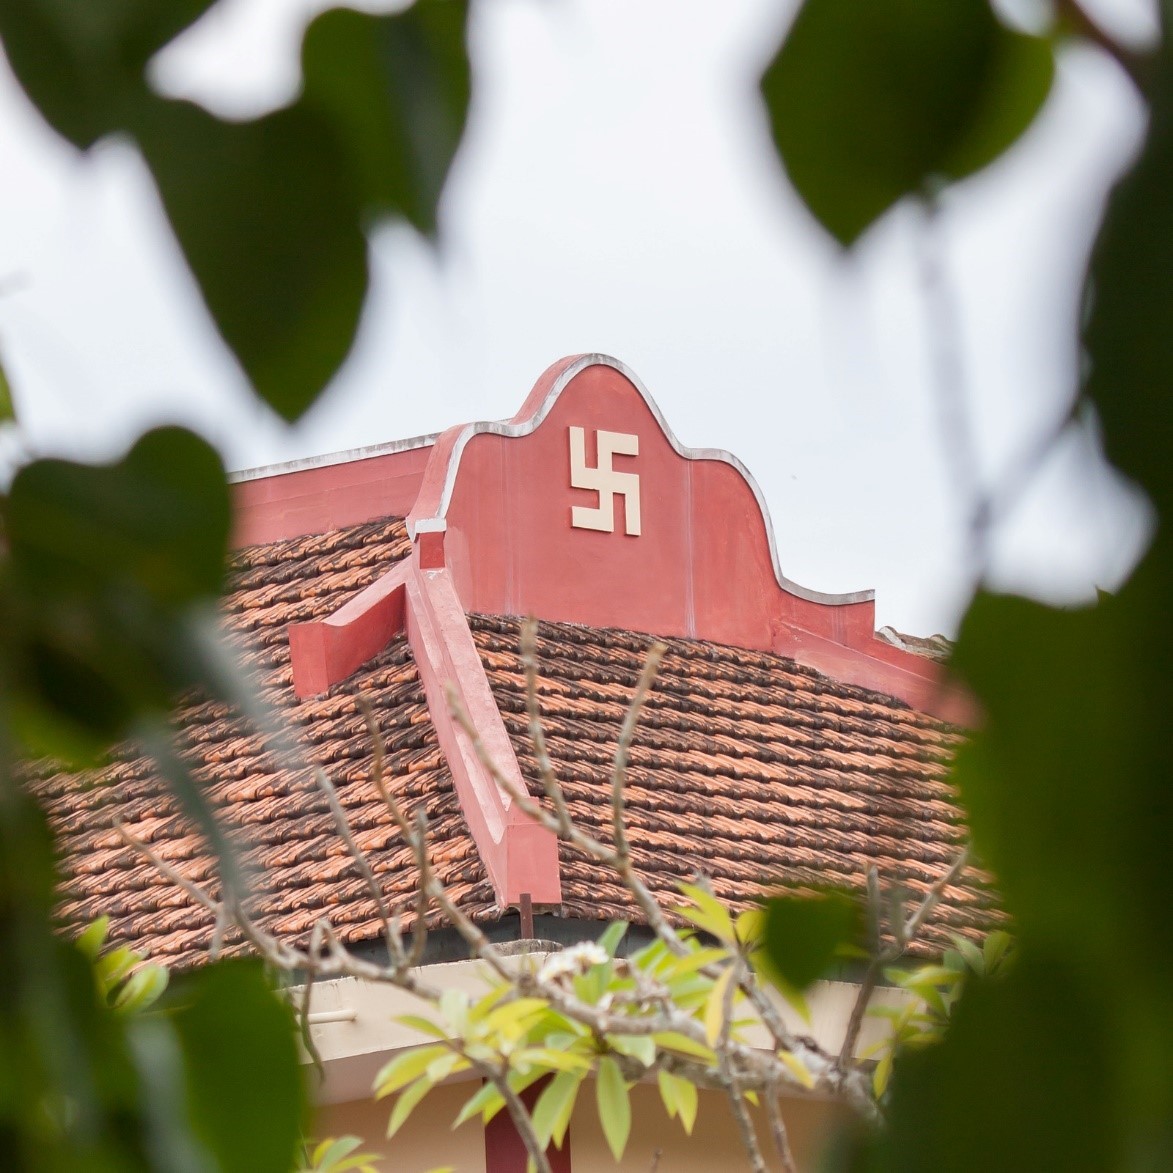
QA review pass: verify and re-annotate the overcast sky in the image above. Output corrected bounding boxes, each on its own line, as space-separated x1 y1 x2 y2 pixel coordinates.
0 0 1159 635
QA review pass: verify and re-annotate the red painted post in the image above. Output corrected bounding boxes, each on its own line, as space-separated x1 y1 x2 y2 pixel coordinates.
484 1079 573 1173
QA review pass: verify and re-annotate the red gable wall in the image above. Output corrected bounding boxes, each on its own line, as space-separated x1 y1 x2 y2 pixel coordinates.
406 355 962 720
411 356 874 649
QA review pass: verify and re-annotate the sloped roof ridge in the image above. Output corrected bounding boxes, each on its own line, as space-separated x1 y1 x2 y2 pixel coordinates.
470 613 957 731
491 688 956 773
229 514 410 574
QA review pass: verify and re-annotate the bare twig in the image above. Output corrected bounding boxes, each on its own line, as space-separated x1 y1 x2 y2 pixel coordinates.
116 820 220 916
901 847 970 944
723 1074 768 1173
299 919 328 1074
718 960 769 1173
766 1091 799 1173
520 618 574 835
610 642 666 881
358 694 429 967
453 647 691 957
839 846 971 1068
128 626 963 1166
312 766 404 967
477 1060 553 1173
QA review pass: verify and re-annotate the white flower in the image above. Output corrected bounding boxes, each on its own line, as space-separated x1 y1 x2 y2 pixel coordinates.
538 942 609 983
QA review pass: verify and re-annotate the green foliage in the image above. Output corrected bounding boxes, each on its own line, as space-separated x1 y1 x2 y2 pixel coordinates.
595 1057 631 1162
0 0 216 148
297 1135 381 1173
301 2 471 239
0 413 306 1170
656 1069 698 1135
78 914 171 1014
1 427 229 756
0 804 304 1173
759 889 860 991
169 960 306 1173
863 930 1014 1097
0 350 15 424
867 955 1114 1172
761 0 1054 244
375 917 794 1160
833 16 1173 1172
131 98 369 423
0 0 471 419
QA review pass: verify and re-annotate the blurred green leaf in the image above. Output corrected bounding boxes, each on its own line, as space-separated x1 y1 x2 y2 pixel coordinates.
597 920 628 958
865 955 1112 1171
169 960 305 1173
939 28 1054 181
453 1080 506 1128
704 964 734 1046
114 963 170 1014
760 0 1053 244
531 1070 582 1150
596 1057 631 1162
1083 36 1173 520
657 1069 698 1135
886 33 1173 1168
76 915 111 962
132 98 368 422
761 890 859 990
951 586 1160 967
2 427 229 755
6 426 226 604
0 791 190 1171
375 1045 452 1099
0 351 15 423
386 1075 431 1140
299 1135 380 1173
301 0 471 237
607 1033 655 1067
0 0 216 147
676 882 737 944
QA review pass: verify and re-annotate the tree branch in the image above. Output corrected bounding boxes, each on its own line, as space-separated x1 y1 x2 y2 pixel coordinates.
839 847 971 1069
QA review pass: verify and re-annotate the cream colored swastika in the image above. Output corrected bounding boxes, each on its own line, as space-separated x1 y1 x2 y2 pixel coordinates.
568 426 641 536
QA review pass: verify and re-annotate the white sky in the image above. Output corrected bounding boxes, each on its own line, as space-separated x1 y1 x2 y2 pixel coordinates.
0 0 1159 635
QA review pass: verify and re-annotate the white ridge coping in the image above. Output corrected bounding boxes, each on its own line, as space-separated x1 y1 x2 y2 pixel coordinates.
228 431 438 484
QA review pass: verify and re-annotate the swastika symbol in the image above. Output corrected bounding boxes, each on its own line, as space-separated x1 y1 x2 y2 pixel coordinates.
568 426 641 536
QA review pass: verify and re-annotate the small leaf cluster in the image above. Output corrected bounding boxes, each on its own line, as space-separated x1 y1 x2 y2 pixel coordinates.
375 910 761 1164
375 884 871 1166
864 930 1015 1097
295 1136 385 1173
76 914 170 1015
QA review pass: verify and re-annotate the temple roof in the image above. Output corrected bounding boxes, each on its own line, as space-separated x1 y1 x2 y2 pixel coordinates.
29 516 995 968
26 356 999 970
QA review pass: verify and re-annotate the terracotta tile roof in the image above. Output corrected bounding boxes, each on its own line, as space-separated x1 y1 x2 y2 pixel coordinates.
471 614 1001 953
26 518 495 969
24 513 997 971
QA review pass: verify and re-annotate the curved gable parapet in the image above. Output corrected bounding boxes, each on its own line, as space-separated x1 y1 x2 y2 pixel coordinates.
402 355 924 674
409 354 874 609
